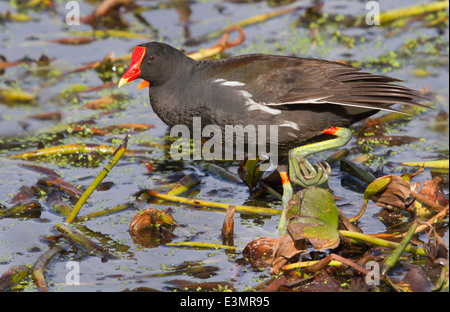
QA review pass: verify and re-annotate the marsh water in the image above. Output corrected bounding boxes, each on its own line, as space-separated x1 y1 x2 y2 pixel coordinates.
0 0 448 292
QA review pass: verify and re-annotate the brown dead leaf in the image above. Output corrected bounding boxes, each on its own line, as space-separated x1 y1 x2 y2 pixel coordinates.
82 95 117 110
129 226 176 248
94 0 136 18
271 234 307 274
418 176 449 207
37 176 83 203
129 208 177 248
102 123 154 132
129 208 177 236
69 125 108 136
426 226 448 262
358 118 386 137
349 172 422 222
81 0 137 27
399 267 432 292
165 280 235 292
369 175 414 211
242 237 277 268
260 275 292 292
294 271 344 292
49 37 95 45
27 111 62 121
10 185 35 204
221 205 235 238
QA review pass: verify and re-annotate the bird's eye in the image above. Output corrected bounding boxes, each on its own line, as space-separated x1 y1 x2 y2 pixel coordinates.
148 55 155 62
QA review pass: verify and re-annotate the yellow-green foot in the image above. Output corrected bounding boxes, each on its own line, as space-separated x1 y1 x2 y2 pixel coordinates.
277 127 353 235
288 127 352 188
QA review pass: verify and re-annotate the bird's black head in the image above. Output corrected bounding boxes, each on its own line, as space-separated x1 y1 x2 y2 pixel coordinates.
118 42 192 88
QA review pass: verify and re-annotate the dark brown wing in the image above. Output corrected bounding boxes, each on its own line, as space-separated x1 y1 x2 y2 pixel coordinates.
200 54 428 113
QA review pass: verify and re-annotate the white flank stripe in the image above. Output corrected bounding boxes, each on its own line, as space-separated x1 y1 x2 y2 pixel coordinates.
214 78 245 87
239 89 282 115
214 78 282 115
222 80 245 87
279 121 300 130
265 96 332 106
246 98 282 115
240 90 252 98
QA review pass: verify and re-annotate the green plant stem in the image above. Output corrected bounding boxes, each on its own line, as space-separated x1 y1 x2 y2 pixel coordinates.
65 132 130 223
165 242 237 250
381 222 419 276
77 173 200 221
339 230 426 256
74 203 133 221
283 260 343 270
142 189 281 215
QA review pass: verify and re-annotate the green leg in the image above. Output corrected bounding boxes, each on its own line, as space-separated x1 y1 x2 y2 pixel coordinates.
278 171 293 235
289 127 353 187
277 127 353 235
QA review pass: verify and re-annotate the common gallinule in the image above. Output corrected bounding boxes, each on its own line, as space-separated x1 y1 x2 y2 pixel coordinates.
118 42 427 233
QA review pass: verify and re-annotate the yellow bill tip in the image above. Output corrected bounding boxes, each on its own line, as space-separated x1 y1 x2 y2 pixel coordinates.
117 78 128 88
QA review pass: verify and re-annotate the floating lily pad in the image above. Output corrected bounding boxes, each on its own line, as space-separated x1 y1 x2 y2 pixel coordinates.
284 187 339 251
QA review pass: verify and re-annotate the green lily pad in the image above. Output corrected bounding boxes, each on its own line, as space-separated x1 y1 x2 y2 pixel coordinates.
284 187 339 251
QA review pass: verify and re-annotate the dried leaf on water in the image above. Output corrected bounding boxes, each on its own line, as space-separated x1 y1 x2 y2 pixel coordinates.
0 200 42 219
102 123 154 132
425 226 449 262
411 176 449 215
49 37 95 45
32 244 67 292
271 234 307 274
37 176 83 203
397 267 432 292
129 208 177 236
0 11 34 22
165 279 235 292
129 208 178 248
0 88 36 105
82 94 124 110
10 185 35 204
46 188 72 216
221 205 235 239
366 175 413 210
0 265 30 291
80 0 137 27
27 111 62 121
242 236 277 268
350 171 421 222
